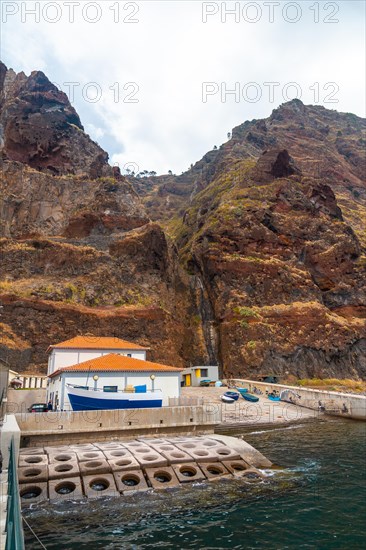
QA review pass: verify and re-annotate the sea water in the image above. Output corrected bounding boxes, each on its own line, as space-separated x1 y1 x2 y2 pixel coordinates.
23 419 366 549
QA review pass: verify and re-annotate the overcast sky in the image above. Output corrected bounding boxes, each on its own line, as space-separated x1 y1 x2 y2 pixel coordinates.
1 1 365 175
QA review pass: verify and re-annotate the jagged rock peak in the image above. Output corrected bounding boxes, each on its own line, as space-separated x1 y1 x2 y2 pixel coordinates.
0 60 112 178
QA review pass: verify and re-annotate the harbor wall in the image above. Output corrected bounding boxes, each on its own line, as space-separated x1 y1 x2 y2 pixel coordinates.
231 379 366 420
6 388 47 412
15 405 222 447
0 414 21 468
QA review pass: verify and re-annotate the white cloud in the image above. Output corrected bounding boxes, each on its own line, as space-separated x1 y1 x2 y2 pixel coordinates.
1 1 365 174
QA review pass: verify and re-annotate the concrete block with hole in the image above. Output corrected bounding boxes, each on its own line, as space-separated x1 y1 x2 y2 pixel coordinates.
137 438 167 447
83 473 119 499
172 462 206 483
122 441 148 449
221 459 251 476
69 444 97 451
212 447 241 461
176 444 219 463
18 464 49 484
108 456 141 472
103 448 133 461
113 469 149 494
76 450 106 462
79 459 111 475
45 446 70 455
123 444 154 456
95 442 124 451
199 438 221 448
156 446 193 464
19 482 48 505
19 454 49 467
144 466 180 490
149 443 176 452
199 462 232 481
48 452 77 464
48 461 81 480
49 477 84 501
135 452 168 468
167 437 201 444
19 447 45 455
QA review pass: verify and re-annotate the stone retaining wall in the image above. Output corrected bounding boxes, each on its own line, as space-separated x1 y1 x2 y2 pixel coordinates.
231 379 366 420
15 405 222 447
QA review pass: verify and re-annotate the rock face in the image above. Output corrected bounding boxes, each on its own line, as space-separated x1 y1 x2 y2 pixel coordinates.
138 98 366 247
170 142 365 378
0 63 210 372
0 61 365 380
0 62 111 177
0 159 147 238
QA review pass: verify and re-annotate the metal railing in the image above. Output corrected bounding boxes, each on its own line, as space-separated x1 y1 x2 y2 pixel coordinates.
5 437 25 550
0 387 5 422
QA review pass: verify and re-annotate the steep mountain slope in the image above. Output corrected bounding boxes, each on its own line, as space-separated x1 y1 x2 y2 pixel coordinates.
0 62 210 372
136 100 366 378
138 100 366 247
171 150 365 378
0 61 365 380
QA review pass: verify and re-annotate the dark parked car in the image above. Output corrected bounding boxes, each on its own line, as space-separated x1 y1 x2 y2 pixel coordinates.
28 403 48 413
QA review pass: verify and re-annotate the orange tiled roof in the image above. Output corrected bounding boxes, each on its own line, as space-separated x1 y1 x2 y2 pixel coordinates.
48 336 150 351
49 353 183 378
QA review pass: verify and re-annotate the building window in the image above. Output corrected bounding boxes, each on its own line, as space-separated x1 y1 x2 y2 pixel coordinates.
201 368 208 377
103 386 118 392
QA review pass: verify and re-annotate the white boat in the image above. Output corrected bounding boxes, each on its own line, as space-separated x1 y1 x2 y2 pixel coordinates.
66 384 163 411
220 394 236 404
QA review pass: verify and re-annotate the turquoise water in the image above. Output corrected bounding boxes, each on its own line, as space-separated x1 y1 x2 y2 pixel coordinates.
23 419 366 549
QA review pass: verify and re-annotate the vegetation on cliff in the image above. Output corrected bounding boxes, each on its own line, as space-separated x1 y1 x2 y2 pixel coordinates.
0 61 365 379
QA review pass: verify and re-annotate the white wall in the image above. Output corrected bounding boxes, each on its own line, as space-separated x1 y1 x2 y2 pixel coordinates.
0 414 20 469
231 378 366 421
48 371 180 410
48 348 147 374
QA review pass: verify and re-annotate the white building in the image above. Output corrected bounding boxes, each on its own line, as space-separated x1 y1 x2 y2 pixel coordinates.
47 336 149 376
46 336 183 410
180 366 219 387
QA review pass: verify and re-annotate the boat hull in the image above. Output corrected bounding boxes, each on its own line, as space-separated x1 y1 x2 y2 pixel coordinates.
242 393 260 403
224 391 239 401
66 386 163 411
221 395 236 404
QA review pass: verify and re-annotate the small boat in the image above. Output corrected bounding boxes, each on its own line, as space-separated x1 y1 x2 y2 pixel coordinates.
236 387 249 396
268 394 281 402
242 393 260 403
224 391 240 401
221 394 236 404
66 384 163 411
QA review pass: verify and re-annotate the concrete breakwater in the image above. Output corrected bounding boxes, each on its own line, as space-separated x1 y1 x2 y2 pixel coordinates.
18 435 271 505
231 379 366 420
14 405 221 448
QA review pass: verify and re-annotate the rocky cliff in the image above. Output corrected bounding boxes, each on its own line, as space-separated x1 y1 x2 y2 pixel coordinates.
0 61 365 379
0 62 209 373
138 100 366 379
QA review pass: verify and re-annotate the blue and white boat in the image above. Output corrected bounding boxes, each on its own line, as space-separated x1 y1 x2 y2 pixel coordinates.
224 391 240 401
66 384 163 411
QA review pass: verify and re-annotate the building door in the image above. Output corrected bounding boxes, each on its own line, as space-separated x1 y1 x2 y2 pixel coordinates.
184 374 191 387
